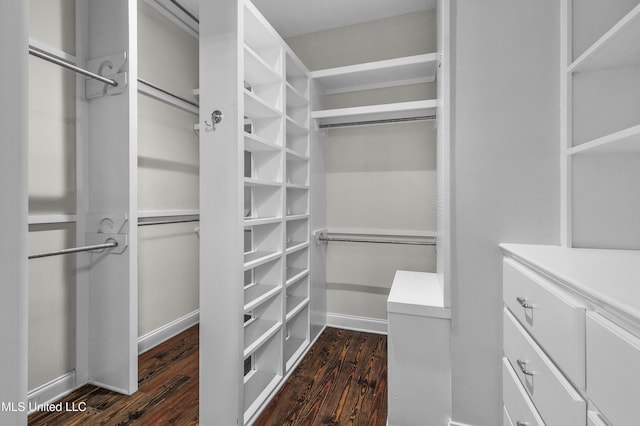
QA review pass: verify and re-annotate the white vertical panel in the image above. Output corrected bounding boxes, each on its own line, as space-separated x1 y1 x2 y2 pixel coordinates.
199 0 244 424
0 1 29 424
85 0 138 394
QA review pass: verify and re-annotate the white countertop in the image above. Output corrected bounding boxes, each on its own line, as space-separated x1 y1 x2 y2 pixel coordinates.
500 244 640 322
387 270 450 319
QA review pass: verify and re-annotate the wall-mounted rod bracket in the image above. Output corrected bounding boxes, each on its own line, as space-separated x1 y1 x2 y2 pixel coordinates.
85 51 128 99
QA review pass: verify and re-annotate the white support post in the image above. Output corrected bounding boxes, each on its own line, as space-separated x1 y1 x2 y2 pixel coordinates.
83 0 138 394
199 0 244 423
0 1 29 424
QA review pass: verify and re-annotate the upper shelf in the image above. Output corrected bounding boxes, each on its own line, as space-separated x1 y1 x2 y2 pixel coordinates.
312 99 436 127
311 53 438 94
570 3 640 73
569 124 640 155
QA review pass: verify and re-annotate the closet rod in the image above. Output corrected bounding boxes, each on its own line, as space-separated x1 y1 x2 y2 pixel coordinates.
319 115 436 129
138 218 200 227
28 241 118 260
318 235 436 246
138 78 198 108
28 46 118 87
169 0 199 24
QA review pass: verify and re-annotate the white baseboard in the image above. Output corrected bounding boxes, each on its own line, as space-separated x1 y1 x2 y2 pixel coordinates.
326 312 388 334
449 421 477 426
27 371 76 414
138 310 200 355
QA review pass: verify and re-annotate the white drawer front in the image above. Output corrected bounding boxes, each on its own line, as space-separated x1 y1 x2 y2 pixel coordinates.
503 357 544 426
504 307 586 425
503 258 586 388
586 312 640 426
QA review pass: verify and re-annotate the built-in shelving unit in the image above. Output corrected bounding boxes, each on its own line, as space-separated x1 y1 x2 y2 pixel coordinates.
200 2 312 424
562 1 640 249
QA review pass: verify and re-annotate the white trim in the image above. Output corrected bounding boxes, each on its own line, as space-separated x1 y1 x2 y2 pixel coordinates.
27 372 77 414
137 310 200 354
138 209 200 218
28 214 78 225
449 421 477 426
326 312 388 335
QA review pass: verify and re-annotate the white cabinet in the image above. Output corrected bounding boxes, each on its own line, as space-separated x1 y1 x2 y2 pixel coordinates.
501 244 640 426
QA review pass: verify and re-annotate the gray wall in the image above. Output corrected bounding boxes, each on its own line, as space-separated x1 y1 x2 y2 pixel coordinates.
450 1 560 424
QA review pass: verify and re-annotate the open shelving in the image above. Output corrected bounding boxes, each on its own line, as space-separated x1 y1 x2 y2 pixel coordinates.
562 0 640 250
312 99 437 127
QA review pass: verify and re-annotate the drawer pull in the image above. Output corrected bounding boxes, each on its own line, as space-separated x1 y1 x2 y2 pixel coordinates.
516 359 535 376
516 296 533 309
516 422 530 426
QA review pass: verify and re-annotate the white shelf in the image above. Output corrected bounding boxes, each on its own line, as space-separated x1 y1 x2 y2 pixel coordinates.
286 269 309 288
286 116 308 135
244 178 281 188
311 53 438 94
286 214 309 222
286 83 308 106
244 250 281 270
243 370 281 421
244 90 281 119
286 296 309 321
312 99 437 127
285 149 309 162
570 4 640 73
244 133 280 152
569 124 640 155
28 214 77 225
244 284 281 313
285 183 309 190
243 318 281 358
244 45 281 85
285 241 309 254
284 337 307 370
244 216 281 227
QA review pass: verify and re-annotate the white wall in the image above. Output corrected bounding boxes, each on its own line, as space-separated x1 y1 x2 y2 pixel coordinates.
450 1 560 424
137 0 199 337
0 1 29 423
27 0 77 392
287 10 437 321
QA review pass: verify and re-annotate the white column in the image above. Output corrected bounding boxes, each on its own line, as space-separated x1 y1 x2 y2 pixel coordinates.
0 1 29 424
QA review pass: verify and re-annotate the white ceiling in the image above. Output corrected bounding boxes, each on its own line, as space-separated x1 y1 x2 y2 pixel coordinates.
179 0 435 38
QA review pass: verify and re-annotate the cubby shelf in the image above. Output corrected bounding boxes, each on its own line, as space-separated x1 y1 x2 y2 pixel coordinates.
245 45 281 85
312 99 437 127
244 251 281 270
311 53 438 94
286 116 308 135
244 133 280 152
244 217 281 226
244 178 282 188
285 241 309 254
285 149 309 162
285 296 309 320
285 269 309 288
569 124 640 156
286 83 308 106
569 4 640 73
244 89 281 118
285 183 309 190
286 213 309 221
244 284 281 312
243 318 281 358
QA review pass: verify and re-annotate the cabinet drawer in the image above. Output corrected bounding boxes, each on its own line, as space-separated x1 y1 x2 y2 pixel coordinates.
586 312 640 426
504 307 586 425
502 357 544 426
503 258 586 388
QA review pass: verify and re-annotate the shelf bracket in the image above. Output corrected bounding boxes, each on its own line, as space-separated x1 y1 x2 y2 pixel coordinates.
85 213 129 255
85 51 128 99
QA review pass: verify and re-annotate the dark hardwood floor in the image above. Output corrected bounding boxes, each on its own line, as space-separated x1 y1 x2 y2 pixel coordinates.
255 327 388 426
28 326 387 426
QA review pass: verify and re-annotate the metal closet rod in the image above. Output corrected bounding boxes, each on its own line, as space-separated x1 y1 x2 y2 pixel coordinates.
318 235 436 246
28 46 118 87
28 241 118 260
138 218 200 227
169 0 199 24
319 115 436 129
138 78 199 108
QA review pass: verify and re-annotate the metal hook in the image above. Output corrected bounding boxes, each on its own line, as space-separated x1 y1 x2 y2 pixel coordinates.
205 110 223 132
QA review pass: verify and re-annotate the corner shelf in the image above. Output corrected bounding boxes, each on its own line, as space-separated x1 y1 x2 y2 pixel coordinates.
312 99 437 127
570 4 640 73
311 53 438 94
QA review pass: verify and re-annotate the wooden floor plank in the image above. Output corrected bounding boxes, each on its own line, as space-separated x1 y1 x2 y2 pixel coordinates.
28 326 387 426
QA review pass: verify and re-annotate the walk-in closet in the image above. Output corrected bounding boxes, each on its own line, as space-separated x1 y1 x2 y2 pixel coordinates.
3 1 639 425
